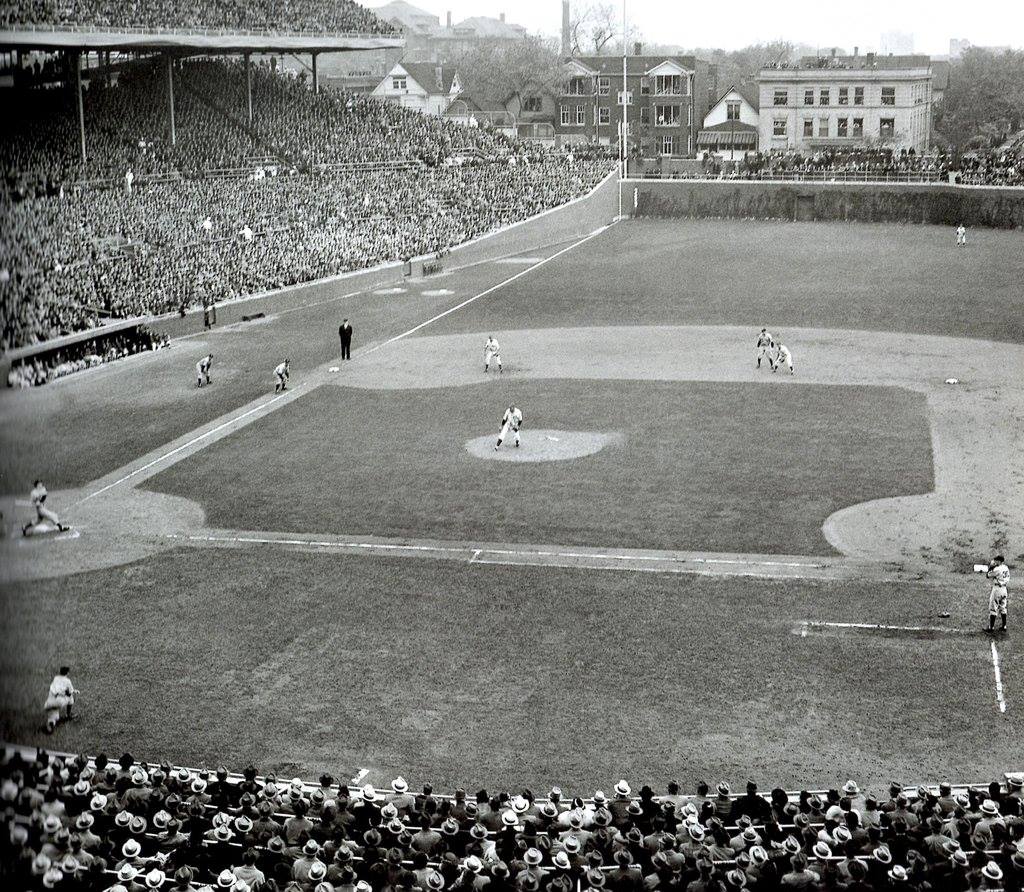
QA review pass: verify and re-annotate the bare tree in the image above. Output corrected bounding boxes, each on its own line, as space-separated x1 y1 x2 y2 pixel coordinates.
567 2 639 56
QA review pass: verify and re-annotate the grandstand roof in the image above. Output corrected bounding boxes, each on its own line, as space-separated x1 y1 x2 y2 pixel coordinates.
0 25 404 53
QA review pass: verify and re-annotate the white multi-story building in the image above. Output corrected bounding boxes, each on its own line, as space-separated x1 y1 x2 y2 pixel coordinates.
757 53 933 153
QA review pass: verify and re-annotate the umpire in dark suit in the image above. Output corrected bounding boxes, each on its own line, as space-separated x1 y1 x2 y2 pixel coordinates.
339 318 353 360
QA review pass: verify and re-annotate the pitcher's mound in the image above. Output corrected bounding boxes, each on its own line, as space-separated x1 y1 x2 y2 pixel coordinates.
466 430 623 462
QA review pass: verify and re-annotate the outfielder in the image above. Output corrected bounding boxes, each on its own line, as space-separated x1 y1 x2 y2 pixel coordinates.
23 480 69 535
274 359 290 392
955 224 967 247
484 336 502 373
495 405 523 450
196 353 213 387
772 343 794 374
755 328 775 368
986 555 1009 632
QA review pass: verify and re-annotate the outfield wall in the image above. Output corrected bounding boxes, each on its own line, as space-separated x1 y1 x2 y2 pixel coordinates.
621 179 1024 228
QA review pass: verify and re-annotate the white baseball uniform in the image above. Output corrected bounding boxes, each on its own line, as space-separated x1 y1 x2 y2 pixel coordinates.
774 344 793 372
988 562 1009 616
31 484 60 526
956 225 966 246
484 338 502 372
274 362 289 390
756 331 775 365
196 356 212 386
497 406 523 447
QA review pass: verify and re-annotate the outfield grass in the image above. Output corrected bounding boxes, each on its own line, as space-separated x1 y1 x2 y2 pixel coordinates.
422 220 1024 344
1 546 1018 790
145 380 933 556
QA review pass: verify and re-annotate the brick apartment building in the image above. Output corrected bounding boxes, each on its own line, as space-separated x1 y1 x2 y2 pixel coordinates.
550 52 715 157
757 52 933 153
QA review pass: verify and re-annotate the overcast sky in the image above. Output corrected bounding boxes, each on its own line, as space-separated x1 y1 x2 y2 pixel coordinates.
371 0 1023 56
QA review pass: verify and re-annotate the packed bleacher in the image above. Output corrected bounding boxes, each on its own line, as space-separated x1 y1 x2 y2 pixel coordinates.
1 0 396 35
2 749 1023 891
698 147 1024 185
0 57 614 354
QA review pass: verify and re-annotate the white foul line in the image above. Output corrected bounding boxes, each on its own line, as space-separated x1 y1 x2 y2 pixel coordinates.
992 640 1008 713
360 224 613 356
802 620 968 634
74 386 303 505
349 768 369 785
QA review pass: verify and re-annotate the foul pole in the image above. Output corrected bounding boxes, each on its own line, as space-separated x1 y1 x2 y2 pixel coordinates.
618 0 627 217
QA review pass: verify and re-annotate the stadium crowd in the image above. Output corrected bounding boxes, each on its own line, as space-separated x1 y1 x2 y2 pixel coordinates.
1 57 614 352
1 0 396 35
2 749 1024 891
6 326 169 387
698 147 1024 185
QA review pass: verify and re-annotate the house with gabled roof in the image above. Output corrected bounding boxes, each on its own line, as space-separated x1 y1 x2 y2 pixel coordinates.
372 61 463 115
698 83 761 159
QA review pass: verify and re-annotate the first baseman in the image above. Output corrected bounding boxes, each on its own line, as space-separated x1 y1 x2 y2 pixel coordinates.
196 353 213 387
987 555 1009 632
495 405 523 450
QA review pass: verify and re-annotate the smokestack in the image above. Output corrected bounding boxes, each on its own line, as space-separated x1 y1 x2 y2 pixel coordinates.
446 11 451 29
830 47 836 58
853 45 858 56
499 12 505 23
634 42 642 56
561 1 570 57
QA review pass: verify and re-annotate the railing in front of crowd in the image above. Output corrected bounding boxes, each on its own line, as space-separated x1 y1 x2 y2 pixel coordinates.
634 171 948 184
2 22 400 40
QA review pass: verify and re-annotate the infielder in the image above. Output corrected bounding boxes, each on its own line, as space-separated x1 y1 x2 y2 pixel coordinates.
986 555 1009 632
772 343 794 374
955 224 967 247
484 336 502 373
495 405 523 450
274 359 290 392
196 353 213 387
43 666 79 733
755 328 775 368
23 480 69 535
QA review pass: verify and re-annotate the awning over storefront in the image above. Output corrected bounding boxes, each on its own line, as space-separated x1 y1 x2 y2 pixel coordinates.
697 129 758 148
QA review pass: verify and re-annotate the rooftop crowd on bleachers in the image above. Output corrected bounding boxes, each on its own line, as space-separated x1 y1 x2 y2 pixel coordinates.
699 147 1024 185
1 0 396 34
0 57 614 354
2 749 1023 891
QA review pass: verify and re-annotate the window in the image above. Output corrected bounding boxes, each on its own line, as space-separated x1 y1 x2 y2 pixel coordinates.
838 87 848 105
803 118 814 137
854 86 864 105
654 74 682 95
598 106 610 125
879 117 895 138
773 118 787 136
837 117 848 137
818 117 829 137
598 76 610 96
566 76 589 95
640 106 650 124
773 89 788 106
640 77 650 95
881 86 895 106
660 135 674 155
560 105 571 125
654 104 680 126
819 88 829 105
391 76 407 91
575 105 586 125
726 100 741 121
852 117 863 137
804 88 814 105
522 96 542 112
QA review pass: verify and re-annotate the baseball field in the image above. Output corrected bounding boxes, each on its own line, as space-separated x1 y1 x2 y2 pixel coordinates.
2 186 1022 791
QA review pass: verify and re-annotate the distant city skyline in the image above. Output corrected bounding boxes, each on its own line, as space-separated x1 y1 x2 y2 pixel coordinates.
369 0 1023 56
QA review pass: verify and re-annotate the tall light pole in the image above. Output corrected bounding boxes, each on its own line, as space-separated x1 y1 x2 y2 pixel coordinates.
618 0 627 217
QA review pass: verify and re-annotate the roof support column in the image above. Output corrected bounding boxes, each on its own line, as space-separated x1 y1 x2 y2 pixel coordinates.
74 50 86 164
312 52 319 95
245 52 253 124
166 54 176 146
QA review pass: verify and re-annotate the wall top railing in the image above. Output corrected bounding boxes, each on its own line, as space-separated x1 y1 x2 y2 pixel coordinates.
2 22 400 40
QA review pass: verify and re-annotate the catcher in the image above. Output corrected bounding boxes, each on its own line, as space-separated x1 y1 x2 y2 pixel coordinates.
495 405 523 450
